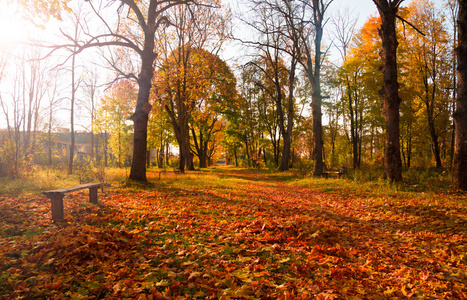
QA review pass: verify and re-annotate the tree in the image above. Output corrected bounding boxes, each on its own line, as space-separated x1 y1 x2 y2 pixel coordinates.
67 9 84 175
332 9 363 169
402 1 452 168
189 51 236 168
94 80 136 168
154 0 231 172
38 0 198 181
148 103 174 168
223 64 264 168
156 47 235 169
372 0 404 181
342 18 386 168
445 0 459 166
17 0 71 21
250 56 286 168
295 0 334 176
242 0 301 171
451 0 467 190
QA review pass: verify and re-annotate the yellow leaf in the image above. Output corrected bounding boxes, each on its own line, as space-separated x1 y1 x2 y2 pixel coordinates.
156 280 170 287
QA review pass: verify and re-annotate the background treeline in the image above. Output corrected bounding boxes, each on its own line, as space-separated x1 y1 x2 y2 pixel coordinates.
0 0 461 184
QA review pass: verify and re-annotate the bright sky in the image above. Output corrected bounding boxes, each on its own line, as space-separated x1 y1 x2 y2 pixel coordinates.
0 2 30 55
332 0 446 26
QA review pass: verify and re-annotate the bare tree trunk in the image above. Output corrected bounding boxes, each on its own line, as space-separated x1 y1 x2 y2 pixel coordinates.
310 77 324 176
279 57 297 171
374 0 403 182
129 40 155 181
48 110 53 166
300 0 330 177
68 49 76 175
451 0 467 190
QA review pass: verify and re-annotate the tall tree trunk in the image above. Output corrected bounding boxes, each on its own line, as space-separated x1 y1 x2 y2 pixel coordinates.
192 127 207 168
308 0 325 176
68 50 76 175
428 116 442 168
245 139 251 168
310 78 323 176
374 0 403 182
48 116 52 166
129 44 155 181
346 79 359 169
451 0 467 190
104 131 108 167
279 58 297 171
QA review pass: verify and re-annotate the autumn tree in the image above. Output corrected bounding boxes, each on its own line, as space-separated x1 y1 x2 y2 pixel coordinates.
66 8 85 175
290 0 332 175
242 0 301 171
147 104 175 168
333 9 366 169
372 0 404 181
401 1 452 168
251 56 287 168
223 64 264 168
154 0 231 172
35 0 199 181
445 0 459 165
94 80 136 168
188 51 236 168
451 0 467 190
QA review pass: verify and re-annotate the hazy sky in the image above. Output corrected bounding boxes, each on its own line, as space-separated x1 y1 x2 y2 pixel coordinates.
332 0 446 27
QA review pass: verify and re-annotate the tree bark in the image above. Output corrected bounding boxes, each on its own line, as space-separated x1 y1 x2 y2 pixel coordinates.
68 49 76 175
451 0 467 190
374 0 403 182
279 57 297 171
304 0 326 176
129 46 154 181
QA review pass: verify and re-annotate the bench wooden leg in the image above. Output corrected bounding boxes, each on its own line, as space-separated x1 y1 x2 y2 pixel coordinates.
89 187 98 204
49 194 64 221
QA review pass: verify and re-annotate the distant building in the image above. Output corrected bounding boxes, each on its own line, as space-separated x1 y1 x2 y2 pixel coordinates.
54 132 95 162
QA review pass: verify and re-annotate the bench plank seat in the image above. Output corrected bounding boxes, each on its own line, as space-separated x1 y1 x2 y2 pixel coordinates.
158 169 181 180
43 182 102 221
322 171 345 179
43 183 102 195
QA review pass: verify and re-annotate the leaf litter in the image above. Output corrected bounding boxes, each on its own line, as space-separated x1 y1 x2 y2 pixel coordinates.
0 169 466 299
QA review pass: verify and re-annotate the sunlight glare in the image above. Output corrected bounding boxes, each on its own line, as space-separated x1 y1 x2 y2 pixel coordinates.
0 2 30 54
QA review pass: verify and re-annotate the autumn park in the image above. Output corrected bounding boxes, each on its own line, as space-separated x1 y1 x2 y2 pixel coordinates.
1 0 467 299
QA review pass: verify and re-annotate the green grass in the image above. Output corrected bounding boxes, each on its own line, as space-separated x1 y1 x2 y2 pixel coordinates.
0 164 458 196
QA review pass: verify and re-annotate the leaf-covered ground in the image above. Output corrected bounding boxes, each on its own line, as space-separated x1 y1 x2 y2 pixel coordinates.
1 168 466 299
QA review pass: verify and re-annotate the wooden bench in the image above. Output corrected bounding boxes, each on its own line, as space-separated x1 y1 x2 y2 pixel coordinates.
323 168 346 179
43 182 102 221
158 169 181 180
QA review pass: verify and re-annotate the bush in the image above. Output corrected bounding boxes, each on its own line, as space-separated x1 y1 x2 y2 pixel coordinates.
0 140 18 178
294 159 313 177
75 159 107 184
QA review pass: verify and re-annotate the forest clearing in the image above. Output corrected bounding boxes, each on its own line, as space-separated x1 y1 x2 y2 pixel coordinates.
1 167 466 299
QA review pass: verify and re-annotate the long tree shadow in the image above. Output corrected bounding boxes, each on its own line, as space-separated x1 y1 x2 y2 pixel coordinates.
199 167 300 183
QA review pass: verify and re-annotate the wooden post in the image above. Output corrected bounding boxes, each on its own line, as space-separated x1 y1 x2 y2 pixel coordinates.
50 194 64 221
89 186 98 204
